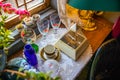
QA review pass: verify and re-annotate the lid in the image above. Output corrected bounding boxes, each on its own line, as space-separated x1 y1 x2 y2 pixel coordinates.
44 45 55 55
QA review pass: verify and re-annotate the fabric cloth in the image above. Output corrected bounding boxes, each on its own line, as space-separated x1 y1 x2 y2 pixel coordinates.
57 0 72 29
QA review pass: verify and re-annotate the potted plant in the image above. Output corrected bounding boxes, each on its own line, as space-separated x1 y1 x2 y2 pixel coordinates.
0 15 14 51
0 15 14 72
19 71 61 80
0 1 30 72
4 69 61 80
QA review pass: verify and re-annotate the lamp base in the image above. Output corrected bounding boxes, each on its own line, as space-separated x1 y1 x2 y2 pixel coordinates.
81 26 97 31
80 18 97 31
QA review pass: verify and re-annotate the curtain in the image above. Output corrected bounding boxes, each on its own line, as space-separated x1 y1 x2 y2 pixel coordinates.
57 0 72 29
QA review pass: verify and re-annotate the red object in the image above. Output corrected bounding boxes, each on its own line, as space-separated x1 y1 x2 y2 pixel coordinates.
21 30 25 37
53 24 58 27
44 29 48 32
112 16 120 38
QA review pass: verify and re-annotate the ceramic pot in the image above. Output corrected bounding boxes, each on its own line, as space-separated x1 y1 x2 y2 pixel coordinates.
0 66 24 80
0 49 7 72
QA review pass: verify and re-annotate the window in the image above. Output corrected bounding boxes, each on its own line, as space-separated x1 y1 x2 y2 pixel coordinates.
15 0 33 10
5 0 43 10
2 0 50 28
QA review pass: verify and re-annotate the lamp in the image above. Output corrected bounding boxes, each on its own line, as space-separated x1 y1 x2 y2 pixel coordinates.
68 0 120 11
67 0 120 31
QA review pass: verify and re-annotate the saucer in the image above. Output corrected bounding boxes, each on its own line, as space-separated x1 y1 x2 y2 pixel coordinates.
43 59 60 78
40 47 61 61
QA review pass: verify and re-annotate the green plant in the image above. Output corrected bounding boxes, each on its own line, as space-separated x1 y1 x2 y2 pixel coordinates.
19 71 60 80
0 15 14 49
18 68 61 80
4 69 61 80
0 1 30 50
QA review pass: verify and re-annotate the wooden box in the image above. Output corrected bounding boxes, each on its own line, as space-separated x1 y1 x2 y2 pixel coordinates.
55 30 89 60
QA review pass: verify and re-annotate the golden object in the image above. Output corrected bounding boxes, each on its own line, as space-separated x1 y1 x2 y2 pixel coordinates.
66 4 103 31
40 46 61 61
15 23 24 32
79 10 96 31
66 4 81 25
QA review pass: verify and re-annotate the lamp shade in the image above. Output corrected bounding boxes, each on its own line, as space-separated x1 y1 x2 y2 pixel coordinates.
68 0 120 11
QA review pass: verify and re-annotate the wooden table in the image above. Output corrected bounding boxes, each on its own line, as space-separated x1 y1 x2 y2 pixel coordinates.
7 16 113 80
8 17 113 60
82 17 113 53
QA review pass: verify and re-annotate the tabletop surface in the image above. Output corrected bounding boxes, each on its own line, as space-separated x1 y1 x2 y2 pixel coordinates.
82 17 113 53
36 28 92 80
7 17 113 80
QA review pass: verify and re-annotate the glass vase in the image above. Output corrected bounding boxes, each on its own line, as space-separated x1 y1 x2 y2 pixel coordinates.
23 44 38 68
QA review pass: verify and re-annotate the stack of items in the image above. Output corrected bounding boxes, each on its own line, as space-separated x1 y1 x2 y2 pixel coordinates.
40 45 60 61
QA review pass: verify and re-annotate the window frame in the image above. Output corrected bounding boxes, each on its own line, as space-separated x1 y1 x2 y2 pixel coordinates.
15 0 33 10
5 0 50 29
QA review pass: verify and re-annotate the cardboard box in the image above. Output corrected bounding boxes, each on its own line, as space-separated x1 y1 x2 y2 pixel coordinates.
55 30 89 60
